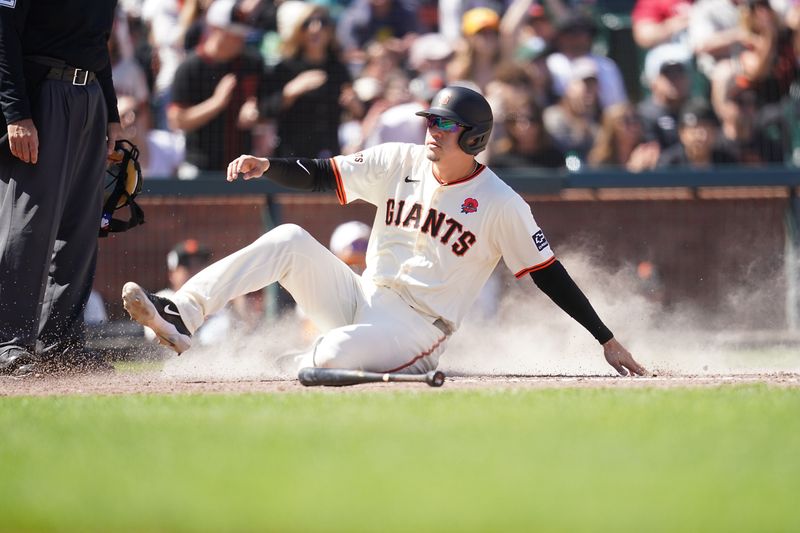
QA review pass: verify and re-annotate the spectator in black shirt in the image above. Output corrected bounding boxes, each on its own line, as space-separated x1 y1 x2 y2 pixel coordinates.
169 0 266 177
637 43 692 150
657 98 738 168
0 0 121 375
263 3 360 158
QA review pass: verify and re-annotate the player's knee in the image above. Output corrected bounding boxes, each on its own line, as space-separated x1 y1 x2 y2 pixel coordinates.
268 223 307 241
260 224 313 249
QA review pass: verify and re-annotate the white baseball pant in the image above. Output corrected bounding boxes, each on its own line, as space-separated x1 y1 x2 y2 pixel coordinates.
170 224 449 373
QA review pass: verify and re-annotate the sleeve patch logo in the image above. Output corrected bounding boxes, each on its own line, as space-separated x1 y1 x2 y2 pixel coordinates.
352 152 364 163
0 0 17 7
460 197 479 214
532 230 549 251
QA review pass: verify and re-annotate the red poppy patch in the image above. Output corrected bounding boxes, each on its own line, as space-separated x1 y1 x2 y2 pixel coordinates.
461 197 479 214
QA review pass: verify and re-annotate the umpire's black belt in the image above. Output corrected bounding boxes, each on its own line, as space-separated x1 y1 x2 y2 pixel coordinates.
46 65 96 85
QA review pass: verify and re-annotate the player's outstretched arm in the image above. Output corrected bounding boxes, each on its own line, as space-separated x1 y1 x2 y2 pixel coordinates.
602 337 648 376
529 260 649 376
226 154 338 192
227 154 269 181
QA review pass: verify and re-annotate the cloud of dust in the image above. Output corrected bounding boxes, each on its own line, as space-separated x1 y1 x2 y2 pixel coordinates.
160 313 308 381
158 248 799 381
439 249 800 377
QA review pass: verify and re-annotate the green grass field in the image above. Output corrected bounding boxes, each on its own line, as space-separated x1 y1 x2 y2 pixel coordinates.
1 386 799 532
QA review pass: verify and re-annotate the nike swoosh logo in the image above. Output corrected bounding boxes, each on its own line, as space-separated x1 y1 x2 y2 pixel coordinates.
164 304 181 317
296 160 310 175
404 176 420 183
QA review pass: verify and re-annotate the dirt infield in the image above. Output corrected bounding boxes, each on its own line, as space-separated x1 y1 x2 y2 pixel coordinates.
2 371 799 397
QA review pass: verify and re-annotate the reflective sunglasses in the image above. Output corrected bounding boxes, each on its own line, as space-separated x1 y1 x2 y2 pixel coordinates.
425 115 465 132
302 16 332 29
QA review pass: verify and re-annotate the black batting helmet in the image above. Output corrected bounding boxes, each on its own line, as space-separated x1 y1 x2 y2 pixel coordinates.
416 85 493 155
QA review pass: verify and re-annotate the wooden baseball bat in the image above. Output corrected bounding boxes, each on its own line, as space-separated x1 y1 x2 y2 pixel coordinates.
298 367 445 387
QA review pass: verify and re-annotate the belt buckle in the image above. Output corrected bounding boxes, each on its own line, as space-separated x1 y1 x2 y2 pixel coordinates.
72 69 89 86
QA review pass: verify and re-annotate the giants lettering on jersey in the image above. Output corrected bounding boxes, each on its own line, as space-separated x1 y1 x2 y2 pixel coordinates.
385 199 476 256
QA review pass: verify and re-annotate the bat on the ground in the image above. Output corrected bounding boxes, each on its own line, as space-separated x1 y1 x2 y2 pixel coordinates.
298 367 445 387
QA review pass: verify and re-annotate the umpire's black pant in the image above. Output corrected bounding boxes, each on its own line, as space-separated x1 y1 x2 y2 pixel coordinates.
0 78 108 358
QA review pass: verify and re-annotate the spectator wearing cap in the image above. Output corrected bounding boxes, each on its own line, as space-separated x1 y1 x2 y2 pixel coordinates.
329 221 371 274
447 7 505 92
546 12 628 109
657 98 738 167
168 0 266 177
263 3 360 158
637 43 693 150
543 56 603 162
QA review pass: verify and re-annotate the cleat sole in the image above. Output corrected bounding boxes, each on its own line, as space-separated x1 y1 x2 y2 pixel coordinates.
122 282 192 354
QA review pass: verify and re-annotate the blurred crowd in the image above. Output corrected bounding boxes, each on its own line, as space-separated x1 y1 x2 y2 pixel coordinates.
112 0 800 177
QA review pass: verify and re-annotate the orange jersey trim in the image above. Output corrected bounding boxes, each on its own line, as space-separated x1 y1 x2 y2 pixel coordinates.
515 256 556 278
330 158 347 205
381 334 447 373
432 163 485 186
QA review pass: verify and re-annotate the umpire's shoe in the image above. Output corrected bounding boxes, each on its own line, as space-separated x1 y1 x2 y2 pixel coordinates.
0 346 37 377
122 282 192 354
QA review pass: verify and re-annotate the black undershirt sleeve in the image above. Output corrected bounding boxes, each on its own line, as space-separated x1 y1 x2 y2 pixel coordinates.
530 260 614 344
263 157 337 192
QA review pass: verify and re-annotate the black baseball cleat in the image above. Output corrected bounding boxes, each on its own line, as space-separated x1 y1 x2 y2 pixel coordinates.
122 282 192 354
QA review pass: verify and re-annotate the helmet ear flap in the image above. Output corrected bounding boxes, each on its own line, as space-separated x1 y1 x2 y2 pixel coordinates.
458 126 492 155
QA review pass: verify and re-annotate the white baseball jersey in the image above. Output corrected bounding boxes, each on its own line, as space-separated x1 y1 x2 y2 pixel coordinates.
332 143 555 330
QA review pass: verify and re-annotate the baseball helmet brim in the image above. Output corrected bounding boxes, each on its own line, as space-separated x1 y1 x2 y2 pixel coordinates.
415 108 473 128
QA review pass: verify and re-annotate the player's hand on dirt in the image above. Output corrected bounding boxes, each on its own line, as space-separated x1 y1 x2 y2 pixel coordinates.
603 337 648 376
213 73 238 107
227 154 269 181
7 118 39 164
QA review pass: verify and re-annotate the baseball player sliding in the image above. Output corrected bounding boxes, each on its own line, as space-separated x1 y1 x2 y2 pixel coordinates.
122 86 647 376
